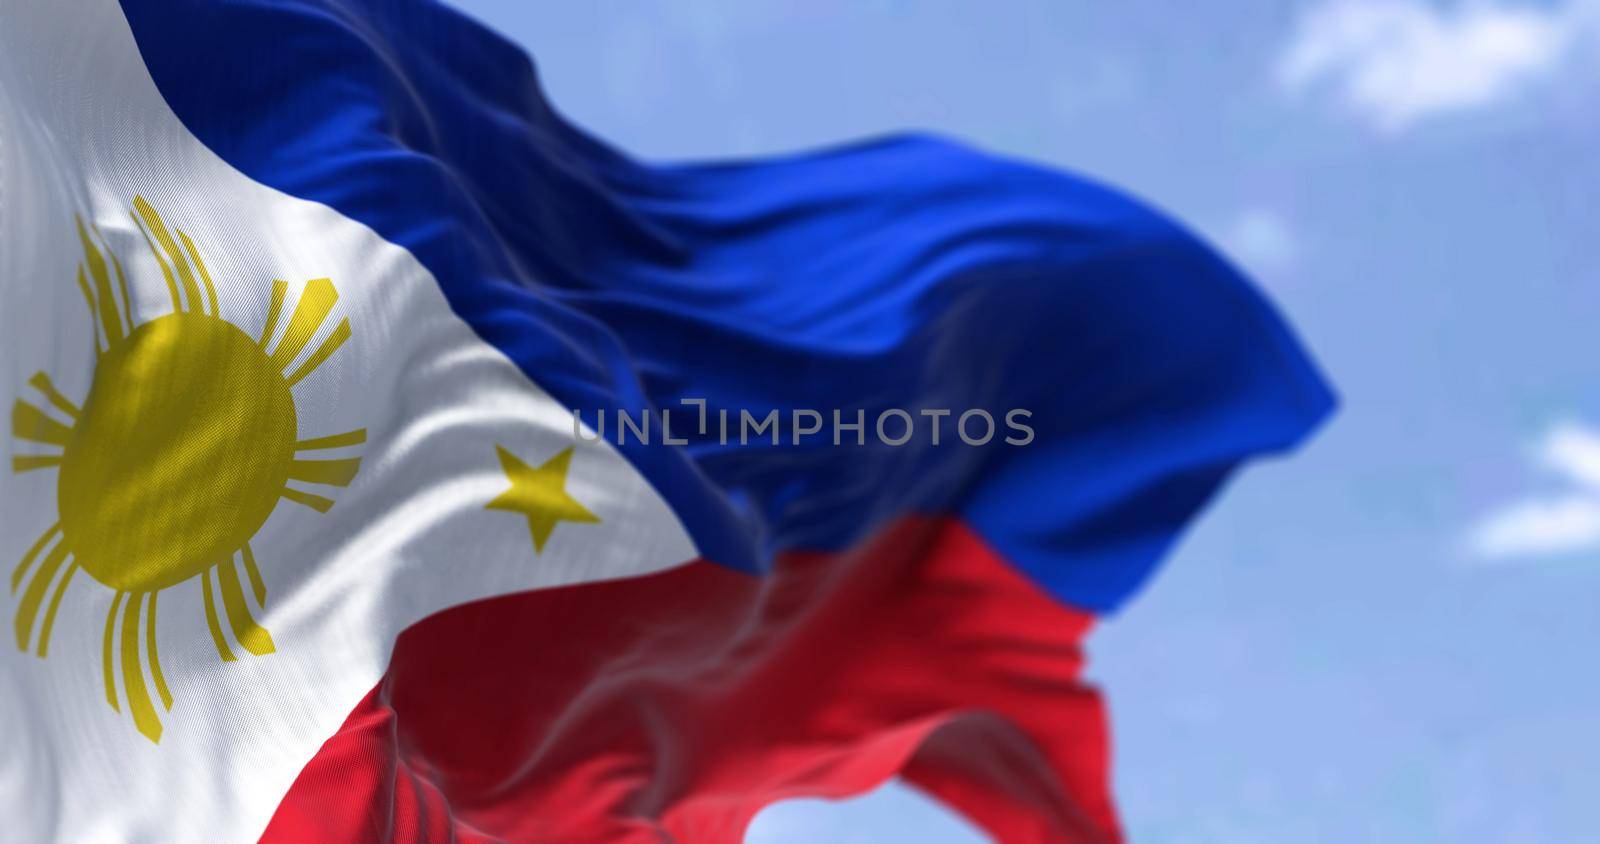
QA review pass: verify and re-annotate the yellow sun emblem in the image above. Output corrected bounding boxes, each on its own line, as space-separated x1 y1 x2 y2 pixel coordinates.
9 196 365 743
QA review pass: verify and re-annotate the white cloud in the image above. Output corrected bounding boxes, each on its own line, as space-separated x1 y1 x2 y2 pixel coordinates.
1221 208 1299 278
1536 420 1600 489
1279 0 1598 132
1470 494 1600 558
1468 420 1600 560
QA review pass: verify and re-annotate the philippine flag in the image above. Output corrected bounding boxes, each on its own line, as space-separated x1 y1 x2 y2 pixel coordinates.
0 1 1333 842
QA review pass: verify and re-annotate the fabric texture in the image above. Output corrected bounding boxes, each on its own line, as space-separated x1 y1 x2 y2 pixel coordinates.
75 1 1340 839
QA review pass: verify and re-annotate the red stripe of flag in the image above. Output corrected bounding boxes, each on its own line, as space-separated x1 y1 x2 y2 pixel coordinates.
264 517 1119 843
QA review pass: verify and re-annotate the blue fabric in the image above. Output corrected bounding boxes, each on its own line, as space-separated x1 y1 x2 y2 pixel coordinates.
118 0 1333 612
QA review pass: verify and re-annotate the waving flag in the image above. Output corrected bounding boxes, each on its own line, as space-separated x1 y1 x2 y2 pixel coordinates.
0 1 1333 841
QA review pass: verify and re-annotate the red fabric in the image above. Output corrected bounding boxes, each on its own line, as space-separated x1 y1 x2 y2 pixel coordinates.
261 517 1120 843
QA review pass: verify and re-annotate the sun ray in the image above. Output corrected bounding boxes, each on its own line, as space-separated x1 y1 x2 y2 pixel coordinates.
12 523 60 594
280 487 335 513
146 592 172 711
120 594 162 742
133 196 203 315
75 266 105 353
286 318 350 388
103 592 125 711
130 208 184 313
287 456 362 488
217 560 275 656
12 455 63 473
28 372 80 420
241 544 267 606
77 216 126 345
13 399 73 446
91 223 135 335
15 198 368 743
297 429 367 451
201 569 236 663
15 540 69 651
177 230 220 317
35 562 78 657
261 279 288 346
269 278 337 372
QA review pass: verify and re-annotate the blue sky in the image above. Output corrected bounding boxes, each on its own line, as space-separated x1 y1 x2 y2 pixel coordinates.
453 2 1600 840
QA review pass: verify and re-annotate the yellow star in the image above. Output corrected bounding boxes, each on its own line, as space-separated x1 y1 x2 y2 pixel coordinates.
486 445 600 553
